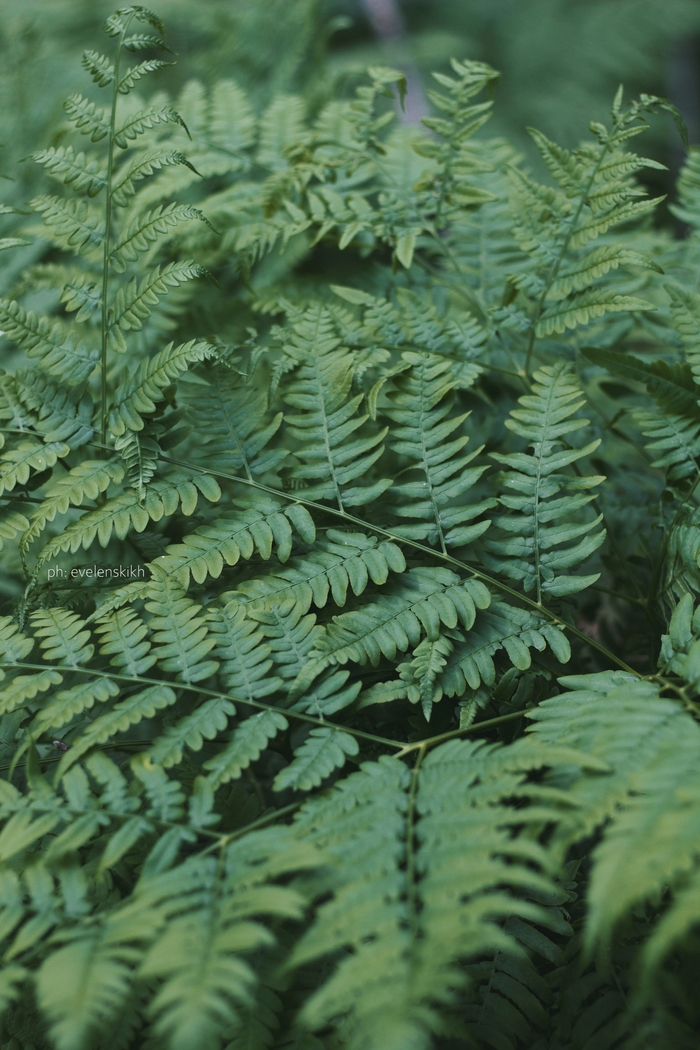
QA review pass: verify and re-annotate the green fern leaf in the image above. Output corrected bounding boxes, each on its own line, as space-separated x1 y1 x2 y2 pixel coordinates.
57 685 177 773
94 607 156 677
237 530 406 617
0 440 68 497
537 288 654 336
0 669 62 716
0 300 99 385
63 93 109 142
110 205 210 272
109 339 216 434
111 149 200 207
81 50 115 87
147 697 236 768
281 307 390 510
297 568 490 684
20 459 125 553
114 104 186 149
208 600 281 699
0 616 35 664
160 499 316 586
181 367 287 481
144 566 219 683
0 510 29 552
31 195 104 254
13 370 94 448
483 363 605 601
108 262 206 353
204 710 288 789
274 728 359 792
117 59 171 95
31 677 120 734
114 430 160 499
138 830 315 1050
384 350 494 548
33 146 107 198
36 471 220 564
30 608 94 668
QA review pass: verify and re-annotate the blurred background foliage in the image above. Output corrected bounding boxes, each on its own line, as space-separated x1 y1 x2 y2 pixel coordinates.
1 0 700 160
0 0 698 291
2 0 700 160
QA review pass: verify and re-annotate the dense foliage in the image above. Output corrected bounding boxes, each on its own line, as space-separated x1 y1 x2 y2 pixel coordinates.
4 5 700 1049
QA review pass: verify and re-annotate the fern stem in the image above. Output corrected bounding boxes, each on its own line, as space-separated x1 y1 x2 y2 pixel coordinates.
156 452 643 677
100 16 129 448
7 662 407 752
397 709 526 757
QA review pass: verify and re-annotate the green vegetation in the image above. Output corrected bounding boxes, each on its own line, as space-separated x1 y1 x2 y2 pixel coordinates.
3 3 700 1048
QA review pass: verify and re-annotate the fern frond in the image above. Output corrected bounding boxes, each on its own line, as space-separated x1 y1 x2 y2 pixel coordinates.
55 684 177 774
281 307 390 510
483 363 605 601
31 195 104 255
208 599 281 700
147 696 236 768
295 568 491 688
0 616 35 664
117 59 171 96
181 367 287 480
36 913 144 1050
204 710 288 789
137 830 315 1050
0 509 29 553
537 287 654 337
0 300 99 385
210 80 256 154
82 50 115 88
30 676 120 735
33 146 107 198
108 262 206 353
94 607 156 677
20 459 125 553
111 149 200 207
144 566 218 683
159 499 316 586
63 94 110 142
274 727 359 792
384 350 494 549
528 670 700 978
0 440 69 497
0 668 62 716
114 430 160 500
36 471 220 564
30 608 94 668
291 740 570 1050
114 105 185 149
636 407 700 482
110 205 209 272
109 339 216 434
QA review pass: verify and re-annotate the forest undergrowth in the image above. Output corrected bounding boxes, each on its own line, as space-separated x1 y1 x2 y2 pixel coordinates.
1 6 700 1049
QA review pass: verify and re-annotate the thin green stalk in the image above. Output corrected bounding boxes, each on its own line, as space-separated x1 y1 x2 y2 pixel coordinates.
7 661 406 753
397 709 526 757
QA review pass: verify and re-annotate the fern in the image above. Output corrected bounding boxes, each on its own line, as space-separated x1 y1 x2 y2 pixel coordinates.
0 11 699 1048
483 363 605 602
